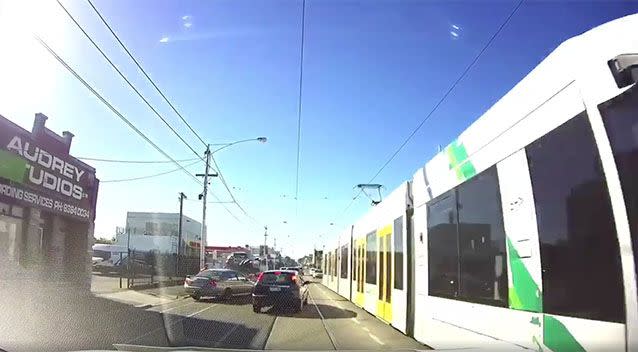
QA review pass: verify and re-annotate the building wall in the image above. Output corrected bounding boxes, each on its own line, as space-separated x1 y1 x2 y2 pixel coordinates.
114 232 175 254
126 212 202 241
0 113 99 290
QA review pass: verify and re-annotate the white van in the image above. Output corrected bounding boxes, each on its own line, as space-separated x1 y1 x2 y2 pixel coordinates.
92 244 128 272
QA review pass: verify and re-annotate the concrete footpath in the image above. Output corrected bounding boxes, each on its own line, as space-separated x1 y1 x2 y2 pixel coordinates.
0 285 171 352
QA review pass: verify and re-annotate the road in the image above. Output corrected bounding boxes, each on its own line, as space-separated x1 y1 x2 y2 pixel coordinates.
136 278 427 350
0 277 428 351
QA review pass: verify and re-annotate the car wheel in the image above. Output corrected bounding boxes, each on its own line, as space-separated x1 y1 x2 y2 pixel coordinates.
192 294 200 301
292 299 302 313
223 288 232 301
253 304 261 313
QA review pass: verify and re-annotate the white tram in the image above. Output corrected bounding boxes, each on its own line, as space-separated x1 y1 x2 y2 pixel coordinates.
322 14 638 351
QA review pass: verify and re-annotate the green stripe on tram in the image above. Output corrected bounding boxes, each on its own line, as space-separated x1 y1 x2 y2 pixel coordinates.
543 315 586 352
446 140 476 181
507 238 542 312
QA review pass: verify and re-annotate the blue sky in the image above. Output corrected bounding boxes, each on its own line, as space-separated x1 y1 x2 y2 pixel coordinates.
0 0 636 258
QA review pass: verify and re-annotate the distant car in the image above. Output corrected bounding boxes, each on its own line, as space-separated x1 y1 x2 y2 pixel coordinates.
290 266 304 276
252 270 310 313
184 269 254 301
312 269 323 279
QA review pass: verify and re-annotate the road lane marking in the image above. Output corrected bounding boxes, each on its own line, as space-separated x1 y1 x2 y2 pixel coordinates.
314 283 391 347
309 290 337 350
214 323 241 347
262 315 278 350
160 301 198 313
125 303 217 344
187 304 216 317
368 333 385 345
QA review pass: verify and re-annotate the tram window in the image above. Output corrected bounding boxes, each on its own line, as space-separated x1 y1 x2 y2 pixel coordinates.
427 191 459 298
366 231 377 285
341 245 348 279
456 166 508 307
599 86 638 305
334 249 338 276
352 244 357 281
394 216 404 290
527 111 624 323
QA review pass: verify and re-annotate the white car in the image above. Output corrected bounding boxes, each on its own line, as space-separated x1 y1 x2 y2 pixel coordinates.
312 269 323 278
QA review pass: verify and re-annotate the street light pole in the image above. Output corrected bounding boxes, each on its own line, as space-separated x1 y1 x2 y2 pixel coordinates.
193 137 266 271
176 192 186 276
196 144 218 270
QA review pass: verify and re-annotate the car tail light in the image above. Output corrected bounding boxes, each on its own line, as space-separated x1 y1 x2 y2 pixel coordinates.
291 274 298 283
256 272 264 282
207 279 217 288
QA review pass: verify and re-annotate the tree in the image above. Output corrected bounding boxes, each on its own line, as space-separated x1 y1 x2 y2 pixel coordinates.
94 237 114 244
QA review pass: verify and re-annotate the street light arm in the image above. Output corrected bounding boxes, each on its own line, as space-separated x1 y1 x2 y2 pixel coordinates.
211 137 267 154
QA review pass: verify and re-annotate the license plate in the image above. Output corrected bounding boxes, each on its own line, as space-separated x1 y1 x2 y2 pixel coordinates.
269 287 281 292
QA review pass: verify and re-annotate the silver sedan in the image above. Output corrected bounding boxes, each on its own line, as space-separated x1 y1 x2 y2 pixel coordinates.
184 269 254 301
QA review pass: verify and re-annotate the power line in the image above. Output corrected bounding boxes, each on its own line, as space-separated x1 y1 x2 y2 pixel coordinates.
294 0 307 217
331 0 524 224
101 160 200 183
85 0 254 224
78 156 199 164
86 0 207 147
37 41 239 228
58 1 245 223
210 154 260 225
34 35 240 223
34 35 203 187
56 0 204 161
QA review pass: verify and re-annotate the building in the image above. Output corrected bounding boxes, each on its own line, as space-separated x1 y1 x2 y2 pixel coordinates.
313 249 323 269
0 113 99 288
124 212 202 254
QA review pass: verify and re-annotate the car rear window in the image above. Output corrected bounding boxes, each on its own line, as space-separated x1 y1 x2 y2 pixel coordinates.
260 272 296 285
196 270 223 279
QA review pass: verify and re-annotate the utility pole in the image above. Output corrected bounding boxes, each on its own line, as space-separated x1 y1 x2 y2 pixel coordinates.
176 192 186 276
196 144 218 270
264 226 268 270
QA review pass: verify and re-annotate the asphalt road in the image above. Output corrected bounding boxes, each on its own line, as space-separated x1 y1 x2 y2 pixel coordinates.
1 277 428 351
136 277 427 351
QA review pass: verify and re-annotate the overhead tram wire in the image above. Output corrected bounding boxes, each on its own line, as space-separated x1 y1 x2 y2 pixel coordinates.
329 0 525 225
294 0 307 222
55 0 204 162
33 35 203 187
86 0 254 222
33 36 241 221
86 0 206 147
